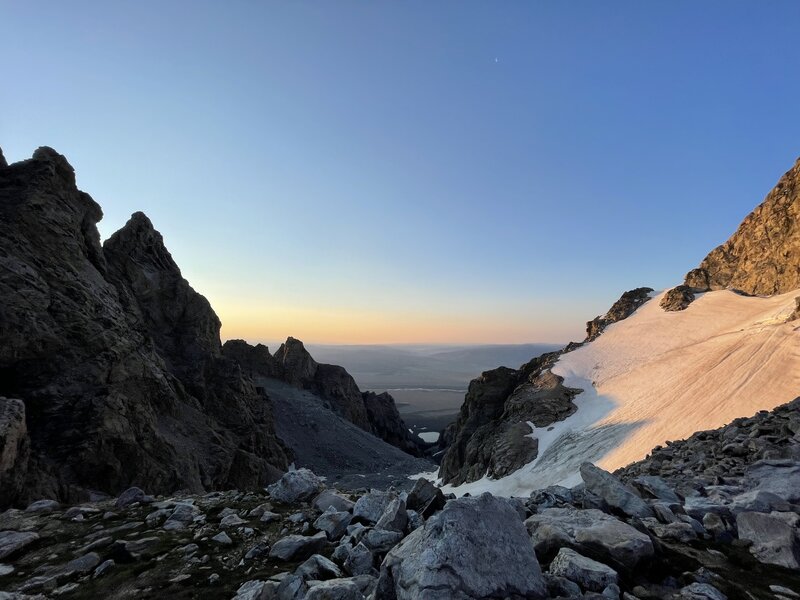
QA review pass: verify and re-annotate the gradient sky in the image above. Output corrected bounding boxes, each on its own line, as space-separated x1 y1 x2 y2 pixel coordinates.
3 1 800 344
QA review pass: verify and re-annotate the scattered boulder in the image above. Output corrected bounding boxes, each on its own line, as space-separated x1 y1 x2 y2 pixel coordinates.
405 478 446 518
269 532 327 561
115 487 148 509
267 468 324 504
745 460 800 503
24 499 60 514
526 507 654 569
296 554 343 581
0 531 39 560
736 511 800 568
305 578 365 600
549 547 618 592
353 490 395 524
376 493 547 599
344 543 373 576
580 463 654 519
375 497 407 533
314 490 355 513
315 509 353 541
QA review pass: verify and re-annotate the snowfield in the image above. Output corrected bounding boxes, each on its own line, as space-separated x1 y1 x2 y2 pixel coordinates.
435 288 800 497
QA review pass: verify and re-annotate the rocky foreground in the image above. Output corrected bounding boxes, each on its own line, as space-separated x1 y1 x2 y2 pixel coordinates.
2 399 800 600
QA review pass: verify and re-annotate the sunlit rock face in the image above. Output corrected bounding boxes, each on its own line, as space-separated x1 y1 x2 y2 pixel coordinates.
0 146 289 508
685 157 800 296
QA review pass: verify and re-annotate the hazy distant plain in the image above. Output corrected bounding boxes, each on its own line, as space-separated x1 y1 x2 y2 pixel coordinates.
307 343 562 437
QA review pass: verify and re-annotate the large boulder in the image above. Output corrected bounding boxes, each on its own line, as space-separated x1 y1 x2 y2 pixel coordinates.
269 532 328 561
267 468 324 504
580 463 654 519
548 547 618 593
525 507 654 570
0 530 39 560
353 490 396 525
744 460 800 504
376 493 546 599
736 511 800 568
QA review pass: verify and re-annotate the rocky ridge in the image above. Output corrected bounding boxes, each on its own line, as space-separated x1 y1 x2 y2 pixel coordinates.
0 147 291 508
682 157 800 301
4 396 800 599
221 339 425 457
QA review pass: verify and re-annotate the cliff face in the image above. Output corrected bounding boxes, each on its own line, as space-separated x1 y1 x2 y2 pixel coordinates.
222 338 426 456
0 147 289 508
684 158 800 296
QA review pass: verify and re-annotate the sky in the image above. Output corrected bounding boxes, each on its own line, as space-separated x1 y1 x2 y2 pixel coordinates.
3 1 800 344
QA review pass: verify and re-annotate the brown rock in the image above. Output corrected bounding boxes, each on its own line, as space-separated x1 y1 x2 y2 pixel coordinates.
684 158 800 295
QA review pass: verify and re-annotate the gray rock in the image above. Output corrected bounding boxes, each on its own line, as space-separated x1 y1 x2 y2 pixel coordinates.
632 476 681 503
580 463 653 519
0 530 39 560
549 547 618 592
375 497 407 532
66 552 101 574
376 493 546 599
344 543 373 576
683 496 731 521
736 511 800 568
406 509 423 531
261 511 281 523
163 502 200 530
269 531 327 561
296 554 343 580
115 487 148 508
361 529 403 554
221 513 247 527
544 573 582 598
234 579 269 600
268 468 324 504
211 531 233 545
526 507 654 569
405 478 447 518
315 509 353 541
770 585 800 598
353 490 395 524
25 499 60 513
729 489 790 514
276 574 308 600
0 564 14 577
674 582 727 600
745 460 800 504
305 578 365 600
332 541 353 565
314 490 355 513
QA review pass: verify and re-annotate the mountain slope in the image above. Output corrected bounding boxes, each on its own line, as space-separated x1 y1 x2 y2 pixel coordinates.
223 338 426 456
438 156 800 496
0 147 294 507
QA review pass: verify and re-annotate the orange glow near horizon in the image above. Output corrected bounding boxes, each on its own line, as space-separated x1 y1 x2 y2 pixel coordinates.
216 302 577 346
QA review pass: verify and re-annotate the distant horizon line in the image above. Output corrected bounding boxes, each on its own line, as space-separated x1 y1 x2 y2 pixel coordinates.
221 338 570 349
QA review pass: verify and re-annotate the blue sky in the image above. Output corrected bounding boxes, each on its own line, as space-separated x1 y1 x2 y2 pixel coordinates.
3 1 800 343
